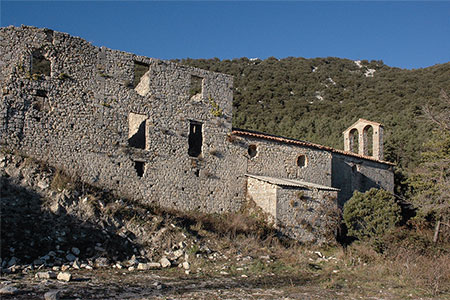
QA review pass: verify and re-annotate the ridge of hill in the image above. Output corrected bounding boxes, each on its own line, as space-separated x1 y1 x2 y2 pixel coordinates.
176 57 450 171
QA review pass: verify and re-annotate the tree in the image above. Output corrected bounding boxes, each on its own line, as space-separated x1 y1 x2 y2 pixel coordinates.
343 188 401 241
408 90 450 232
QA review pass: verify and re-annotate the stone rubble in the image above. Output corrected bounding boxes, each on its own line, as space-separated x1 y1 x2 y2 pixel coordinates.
1 152 228 275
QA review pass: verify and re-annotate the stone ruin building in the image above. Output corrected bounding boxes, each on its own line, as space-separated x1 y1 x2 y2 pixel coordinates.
0 26 394 243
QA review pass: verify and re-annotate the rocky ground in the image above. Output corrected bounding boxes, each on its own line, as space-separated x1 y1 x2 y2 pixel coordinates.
0 269 385 300
1 151 448 299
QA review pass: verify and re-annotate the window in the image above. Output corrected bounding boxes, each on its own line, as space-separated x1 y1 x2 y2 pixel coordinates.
128 113 147 149
363 125 374 156
248 144 257 158
349 128 359 154
133 61 149 88
297 155 307 168
31 52 50 76
188 121 202 157
190 75 203 97
134 161 145 177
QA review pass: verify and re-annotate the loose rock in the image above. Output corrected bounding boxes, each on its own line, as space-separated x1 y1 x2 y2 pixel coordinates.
0 286 18 295
72 260 81 269
173 249 184 259
44 290 61 300
95 257 109 267
71 247 80 255
65 254 76 262
57 272 72 282
35 271 57 279
137 262 161 270
160 257 171 268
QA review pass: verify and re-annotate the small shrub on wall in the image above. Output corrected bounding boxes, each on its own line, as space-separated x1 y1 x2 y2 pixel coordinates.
343 188 401 241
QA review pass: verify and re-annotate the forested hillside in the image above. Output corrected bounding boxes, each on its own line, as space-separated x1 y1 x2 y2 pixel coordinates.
176 57 450 171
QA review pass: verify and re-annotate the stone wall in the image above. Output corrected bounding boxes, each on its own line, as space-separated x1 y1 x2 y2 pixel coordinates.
235 132 394 206
276 186 338 244
246 176 339 244
237 135 333 187
331 153 394 206
0 25 247 213
246 177 277 223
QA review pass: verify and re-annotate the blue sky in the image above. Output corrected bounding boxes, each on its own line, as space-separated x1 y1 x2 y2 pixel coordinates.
1 1 449 69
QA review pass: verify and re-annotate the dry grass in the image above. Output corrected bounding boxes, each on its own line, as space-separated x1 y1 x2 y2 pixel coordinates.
50 169 75 191
339 236 450 297
403 252 450 296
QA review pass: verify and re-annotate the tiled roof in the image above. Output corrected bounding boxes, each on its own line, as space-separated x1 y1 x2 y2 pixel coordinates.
246 174 340 191
232 128 395 166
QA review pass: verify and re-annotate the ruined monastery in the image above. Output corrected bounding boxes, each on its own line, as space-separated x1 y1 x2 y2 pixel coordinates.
0 26 394 243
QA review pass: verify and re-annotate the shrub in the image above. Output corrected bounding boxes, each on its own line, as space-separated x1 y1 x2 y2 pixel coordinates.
343 188 401 241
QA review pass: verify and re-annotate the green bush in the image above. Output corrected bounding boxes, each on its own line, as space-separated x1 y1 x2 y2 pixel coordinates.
343 188 401 241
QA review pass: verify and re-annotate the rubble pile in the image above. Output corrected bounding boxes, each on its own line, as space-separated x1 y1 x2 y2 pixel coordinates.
0 152 222 277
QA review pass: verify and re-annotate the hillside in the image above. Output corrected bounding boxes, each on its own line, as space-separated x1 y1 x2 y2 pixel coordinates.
176 57 450 171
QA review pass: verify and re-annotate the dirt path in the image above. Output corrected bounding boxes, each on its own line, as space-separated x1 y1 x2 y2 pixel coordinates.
0 268 427 300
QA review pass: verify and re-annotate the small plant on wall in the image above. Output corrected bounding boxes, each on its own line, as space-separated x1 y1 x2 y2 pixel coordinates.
58 73 71 80
297 191 306 201
208 95 223 117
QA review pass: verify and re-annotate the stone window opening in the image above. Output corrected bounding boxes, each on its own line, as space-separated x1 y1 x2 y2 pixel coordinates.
32 90 48 113
128 113 147 149
248 144 257 158
349 128 359 154
363 125 374 156
297 154 307 168
134 160 145 177
190 75 203 98
188 121 202 157
31 52 51 76
133 61 149 88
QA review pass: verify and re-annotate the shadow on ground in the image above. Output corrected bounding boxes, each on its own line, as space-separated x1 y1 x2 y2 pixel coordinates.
0 175 136 264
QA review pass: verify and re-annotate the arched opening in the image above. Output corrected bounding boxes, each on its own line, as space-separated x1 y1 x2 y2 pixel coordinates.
363 125 373 156
349 128 359 154
248 144 257 158
297 155 307 168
